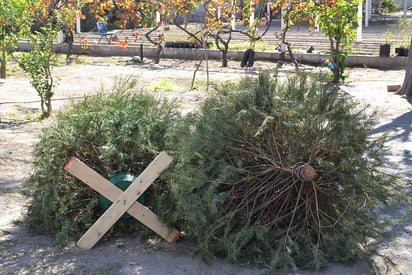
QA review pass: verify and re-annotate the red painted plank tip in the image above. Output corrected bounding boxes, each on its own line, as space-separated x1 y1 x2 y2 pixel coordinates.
169 231 182 244
64 156 77 171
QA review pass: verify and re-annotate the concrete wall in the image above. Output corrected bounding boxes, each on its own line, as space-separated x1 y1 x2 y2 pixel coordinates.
18 42 408 70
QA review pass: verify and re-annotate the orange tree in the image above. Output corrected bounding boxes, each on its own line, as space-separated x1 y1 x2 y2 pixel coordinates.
56 1 88 60
91 0 208 65
90 0 221 65
170 0 202 43
168 0 276 68
32 0 90 56
271 0 312 70
86 1 276 67
142 2 167 64
204 0 277 67
234 0 275 48
90 0 167 63
170 1 209 88
89 0 161 28
203 0 239 67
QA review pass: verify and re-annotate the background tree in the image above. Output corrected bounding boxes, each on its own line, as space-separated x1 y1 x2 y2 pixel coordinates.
272 0 307 69
0 0 31 79
12 0 84 116
232 0 274 59
28 0 89 60
91 0 168 64
143 3 165 65
170 1 212 88
204 0 239 68
18 23 58 117
89 0 275 67
204 0 276 67
171 0 202 44
56 1 86 61
301 0 360 83
397 37 412 97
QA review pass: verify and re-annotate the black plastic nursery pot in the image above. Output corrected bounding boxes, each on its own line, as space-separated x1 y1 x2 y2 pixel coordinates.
165 41 210 49
379 44 391 57
395 47 409 57
165 41 197 48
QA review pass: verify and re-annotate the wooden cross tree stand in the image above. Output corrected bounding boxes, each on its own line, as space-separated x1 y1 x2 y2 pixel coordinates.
64 151 181 249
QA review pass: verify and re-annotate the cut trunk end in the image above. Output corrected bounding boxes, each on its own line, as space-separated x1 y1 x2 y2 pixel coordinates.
292 163 316 181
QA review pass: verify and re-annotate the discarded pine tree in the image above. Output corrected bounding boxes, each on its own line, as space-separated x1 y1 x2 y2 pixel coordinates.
166 71 405 270
23 78 180 243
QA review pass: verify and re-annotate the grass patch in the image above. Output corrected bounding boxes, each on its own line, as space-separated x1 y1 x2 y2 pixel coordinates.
191 79 209 90
150 79 175 92
208 40 275 52
2 105 43 122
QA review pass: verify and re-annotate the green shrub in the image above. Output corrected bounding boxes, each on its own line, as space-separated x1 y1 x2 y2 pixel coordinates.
165 71 405 270
18 23 58 117
23 78 180 243
382 0 399 13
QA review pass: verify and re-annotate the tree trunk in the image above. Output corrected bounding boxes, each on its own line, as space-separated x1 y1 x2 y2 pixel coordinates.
40 98 46 114
45 99 53 117
397 38 412 97
376 0 383 14
1 44 6 79
332 56 340 83
66 29 74 61
286 44 299 70
279 10 298 71
154 45 162 64
222 50 228 67
328 38 340 83
214 33 230 68
191 59 203 89
144 25 163 64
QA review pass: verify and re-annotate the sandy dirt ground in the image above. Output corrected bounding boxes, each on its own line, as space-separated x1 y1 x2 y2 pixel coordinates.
0 57 411 274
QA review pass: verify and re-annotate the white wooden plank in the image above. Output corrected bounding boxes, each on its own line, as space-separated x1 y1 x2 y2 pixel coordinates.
64 152 181 248
74 152 173 249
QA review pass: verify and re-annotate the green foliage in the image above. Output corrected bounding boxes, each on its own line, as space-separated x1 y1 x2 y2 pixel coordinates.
150 79 175 92
307 0 360 82
382 0 400 13
0 0 31 78
164 71 405 270
23 78 180 244
18 23 57 117
383 30 395 44
224 41 274 52
398 19 412 48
